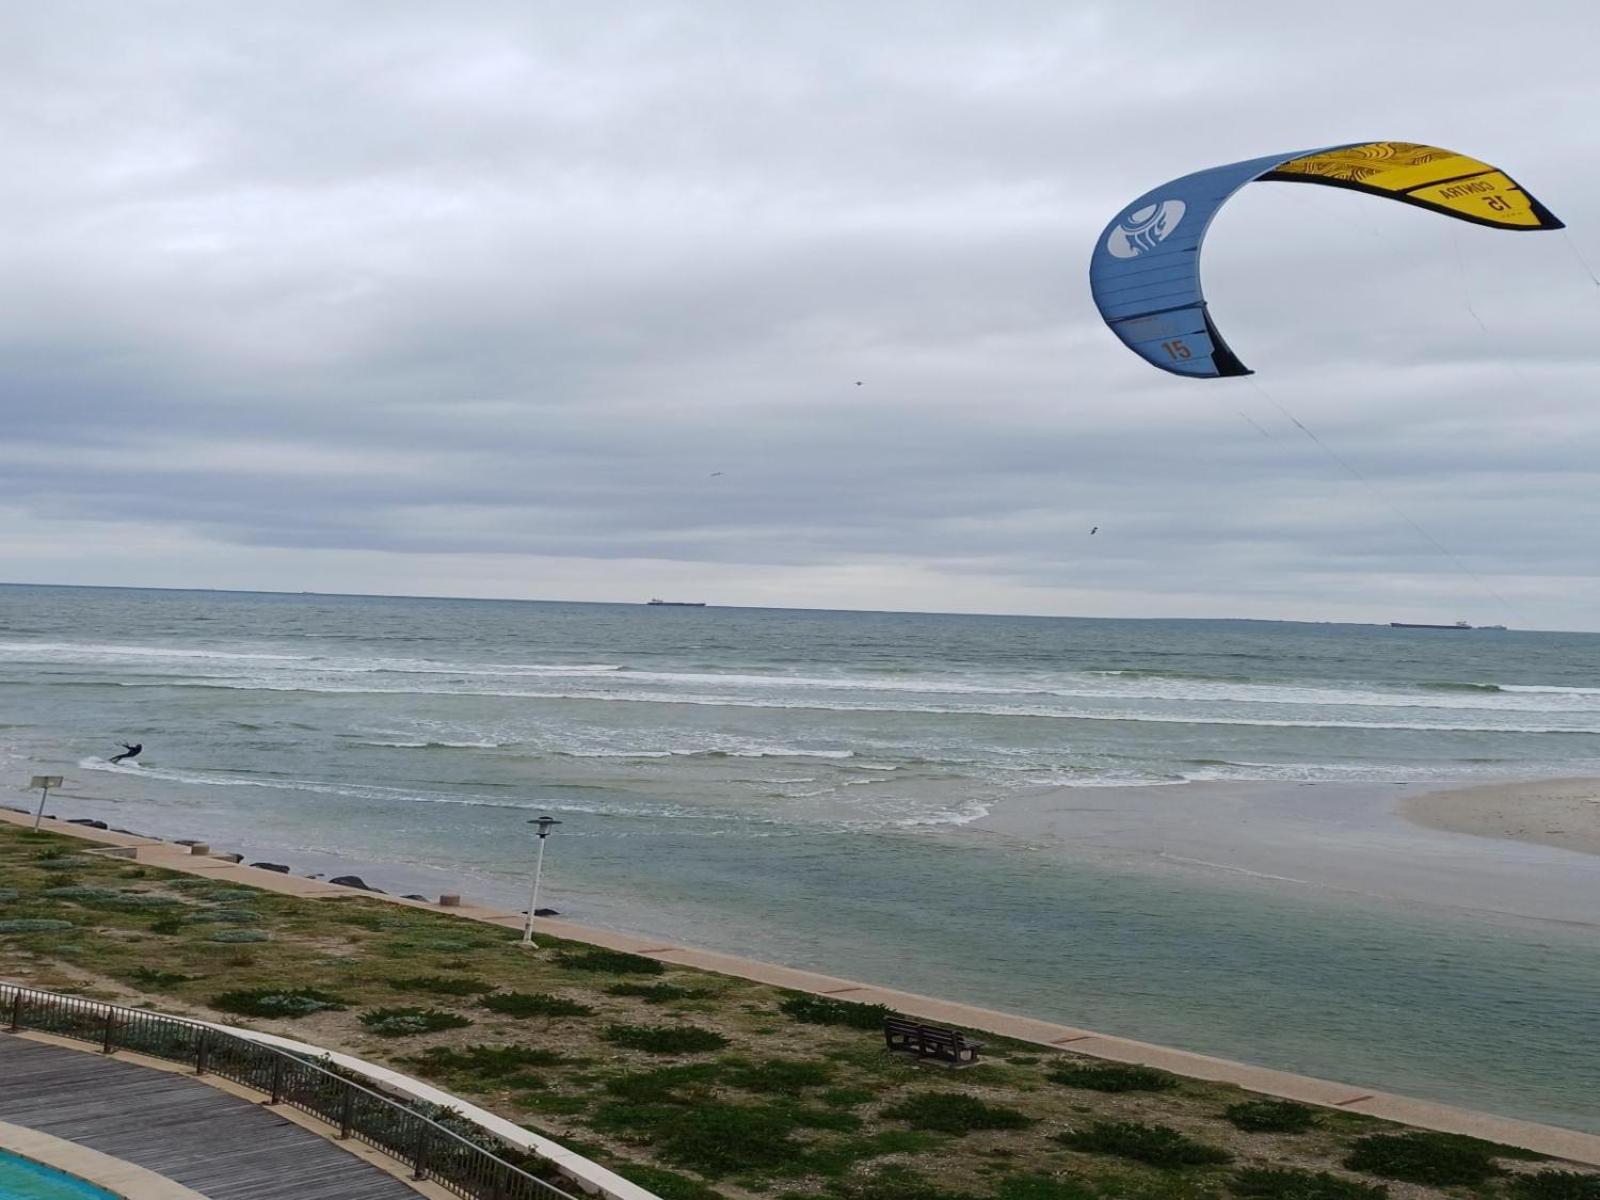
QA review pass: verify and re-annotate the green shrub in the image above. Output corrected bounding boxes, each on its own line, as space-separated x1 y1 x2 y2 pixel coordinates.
0 918 73 934
128 968 197 989
884 1092 1033 1135
207 929 269 943
1224 1100 1319 1133
388 975 490 996
480 991 595 1018
42 886 122 901
0 889 17 903
822 1085 876 1108
211 988 347 1018
778 993 893 1029
190 908 263 922
1047 1061 1178 1093
556 948 665 975
1230 1168 1387 1200
360 1007 474 1037
1057 1120 1232 1168
615 1164 724 1200
602 1023 730 1054
410 1044 566 1077
832 1165 980 1200
604 1063 723 1103
1343 1132 1505 1186
655 1101 805 1175
148 917 185 935
605 982 711 1003
1510 1172 1600 1200
200 888 262 903
723 1058 835 1093
994 1174 1098 1200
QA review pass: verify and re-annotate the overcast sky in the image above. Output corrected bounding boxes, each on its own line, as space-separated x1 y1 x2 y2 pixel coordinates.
4 1 1599 627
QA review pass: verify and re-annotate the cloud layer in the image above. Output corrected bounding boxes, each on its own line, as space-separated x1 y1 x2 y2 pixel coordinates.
4 1 1599 626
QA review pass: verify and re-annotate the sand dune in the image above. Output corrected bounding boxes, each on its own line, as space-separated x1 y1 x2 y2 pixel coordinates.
1401 778 1600 858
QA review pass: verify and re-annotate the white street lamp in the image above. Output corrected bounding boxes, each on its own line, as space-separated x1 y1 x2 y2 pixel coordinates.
519 816 562 948
29 776 62 831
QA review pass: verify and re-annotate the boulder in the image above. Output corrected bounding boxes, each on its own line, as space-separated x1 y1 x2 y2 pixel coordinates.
402 894 429 902
67 818 109 830
329 875 383 893
535 907 560 917
250 862 290 873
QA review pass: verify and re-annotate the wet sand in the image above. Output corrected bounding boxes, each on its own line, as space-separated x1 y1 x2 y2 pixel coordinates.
1400 777 1600 858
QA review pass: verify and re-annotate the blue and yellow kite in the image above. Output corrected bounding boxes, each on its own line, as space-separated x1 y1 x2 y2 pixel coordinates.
1089 141 1563 378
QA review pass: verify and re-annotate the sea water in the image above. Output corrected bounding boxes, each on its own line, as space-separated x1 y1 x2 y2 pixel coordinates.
1 584 1597 1130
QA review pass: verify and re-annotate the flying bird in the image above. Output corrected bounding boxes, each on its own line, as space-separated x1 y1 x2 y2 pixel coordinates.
709 471 724 477
1090 527 1098 536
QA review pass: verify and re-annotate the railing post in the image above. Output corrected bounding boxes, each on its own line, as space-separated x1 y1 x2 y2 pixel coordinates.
195 1032 209 1076
338 1088 354 1139
101 1009 116 1054
8 990 20 1033
268 1057 284 1104
412 1125 430 1181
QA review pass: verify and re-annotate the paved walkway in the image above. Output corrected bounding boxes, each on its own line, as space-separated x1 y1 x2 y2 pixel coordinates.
0 1035 422 1200
8 809 1600 1167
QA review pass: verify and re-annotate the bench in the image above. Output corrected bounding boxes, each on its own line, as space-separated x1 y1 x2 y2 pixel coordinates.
884 1016 984 1067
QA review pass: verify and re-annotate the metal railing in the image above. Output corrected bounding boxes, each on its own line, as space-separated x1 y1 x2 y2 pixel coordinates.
1 983 578 1200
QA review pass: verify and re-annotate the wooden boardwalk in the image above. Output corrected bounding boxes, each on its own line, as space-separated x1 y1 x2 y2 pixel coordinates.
0 1035 423 1199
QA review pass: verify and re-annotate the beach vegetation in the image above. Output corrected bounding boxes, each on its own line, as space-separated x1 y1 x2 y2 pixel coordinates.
359 1006 473 1037
190 908 263 922
0 889 17 902
211 987 347 1018
722 1057 835 1093
991 1174 1098 1200
1341 1132 1505 1186
407 1043 567 1078
147 916 185 934
1509 1172 1600 1200
830 1164 980 1200
557 948 667 974
0 918 74 933
606 982 714 1003
883 1093 1034 1135
604 1063 724 1103
480 990 596 1018
1229 1168 1387 1200
778 993 895 1029
1057 1121 1233 1168
126 967 198 989
615 1164 724 1200
388 974 490 996
1048 1062 1179 1093
1223 1100 1319 1133
602 1023 730 1054
207 929 270 943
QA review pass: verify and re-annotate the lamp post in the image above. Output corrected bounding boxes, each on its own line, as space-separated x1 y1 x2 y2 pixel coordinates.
519 817 562 948
29 776 63 831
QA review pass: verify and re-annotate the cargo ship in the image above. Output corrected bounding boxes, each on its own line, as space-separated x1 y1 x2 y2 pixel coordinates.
1389 620 1472 630
647 599 707 607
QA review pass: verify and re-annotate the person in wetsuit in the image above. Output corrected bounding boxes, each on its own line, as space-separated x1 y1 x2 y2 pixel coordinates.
109 742 142 764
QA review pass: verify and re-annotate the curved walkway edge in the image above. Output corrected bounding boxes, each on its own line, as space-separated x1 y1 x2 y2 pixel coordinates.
7 809 1599 1168
0 1117 208 1200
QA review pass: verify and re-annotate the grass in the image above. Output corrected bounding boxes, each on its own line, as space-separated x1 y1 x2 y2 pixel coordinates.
1223 1100 1319 1133
601 1023 730 1054
1048 1062 1178 1093
883 1093 1033 1135
1342 1132 1512 1186
1230 1168 1387 1200
388 974 491 996
480 991 596 1018
2 820 1575 1200
359 1006 474 1037
1057 1121 1233 1169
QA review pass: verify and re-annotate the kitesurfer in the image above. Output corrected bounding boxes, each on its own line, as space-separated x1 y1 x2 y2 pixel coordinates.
109 742 142 765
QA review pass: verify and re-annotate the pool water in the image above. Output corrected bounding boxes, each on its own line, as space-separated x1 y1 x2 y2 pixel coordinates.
0 1152 118 1200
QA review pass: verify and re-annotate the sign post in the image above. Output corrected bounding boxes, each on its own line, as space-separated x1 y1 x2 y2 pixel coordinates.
29 776 63 830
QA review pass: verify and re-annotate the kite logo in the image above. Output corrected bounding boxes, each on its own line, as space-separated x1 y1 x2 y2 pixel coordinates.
1107 199 1186 259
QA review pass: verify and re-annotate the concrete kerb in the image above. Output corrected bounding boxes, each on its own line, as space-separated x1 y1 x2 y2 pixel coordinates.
0 1116 211 1200
6 808 1600 1167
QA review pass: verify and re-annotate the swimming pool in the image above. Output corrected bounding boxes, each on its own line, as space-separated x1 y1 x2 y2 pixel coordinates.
0 1151 119 1200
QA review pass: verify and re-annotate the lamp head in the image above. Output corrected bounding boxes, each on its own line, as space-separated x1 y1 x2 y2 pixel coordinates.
529 816 562 838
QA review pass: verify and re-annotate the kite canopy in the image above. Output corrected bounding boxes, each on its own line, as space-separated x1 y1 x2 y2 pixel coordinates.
1089 141 1564 379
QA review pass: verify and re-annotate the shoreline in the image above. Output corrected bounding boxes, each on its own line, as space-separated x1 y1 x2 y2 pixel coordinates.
1399 777 1600 858
4 806 1599 1166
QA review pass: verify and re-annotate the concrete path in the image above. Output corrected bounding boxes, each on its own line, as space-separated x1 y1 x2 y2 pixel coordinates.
0 1035 423 1200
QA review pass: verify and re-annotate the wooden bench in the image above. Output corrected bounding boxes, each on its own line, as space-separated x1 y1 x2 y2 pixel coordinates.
884 1016 984 1067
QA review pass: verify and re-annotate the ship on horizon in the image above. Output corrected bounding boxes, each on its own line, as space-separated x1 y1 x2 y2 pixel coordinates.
1389 620 1475 630
647 598 707 607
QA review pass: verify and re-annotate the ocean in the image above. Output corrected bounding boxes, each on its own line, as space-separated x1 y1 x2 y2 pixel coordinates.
2 584 1597 1130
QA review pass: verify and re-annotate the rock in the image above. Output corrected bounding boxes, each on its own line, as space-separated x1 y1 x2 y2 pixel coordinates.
329 875 373 891
250 862 290 873
402 894 429 901
67 818 109 830
535 907 560 917
213 852 243 863
174 839 201 846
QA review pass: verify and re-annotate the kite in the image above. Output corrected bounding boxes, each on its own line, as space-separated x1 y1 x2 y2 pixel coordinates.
1089 141 1563 379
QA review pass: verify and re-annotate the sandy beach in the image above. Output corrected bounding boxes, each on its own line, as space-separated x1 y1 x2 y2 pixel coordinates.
1400 777 1600 858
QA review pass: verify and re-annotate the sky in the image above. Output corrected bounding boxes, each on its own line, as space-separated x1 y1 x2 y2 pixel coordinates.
3 1 1599 628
